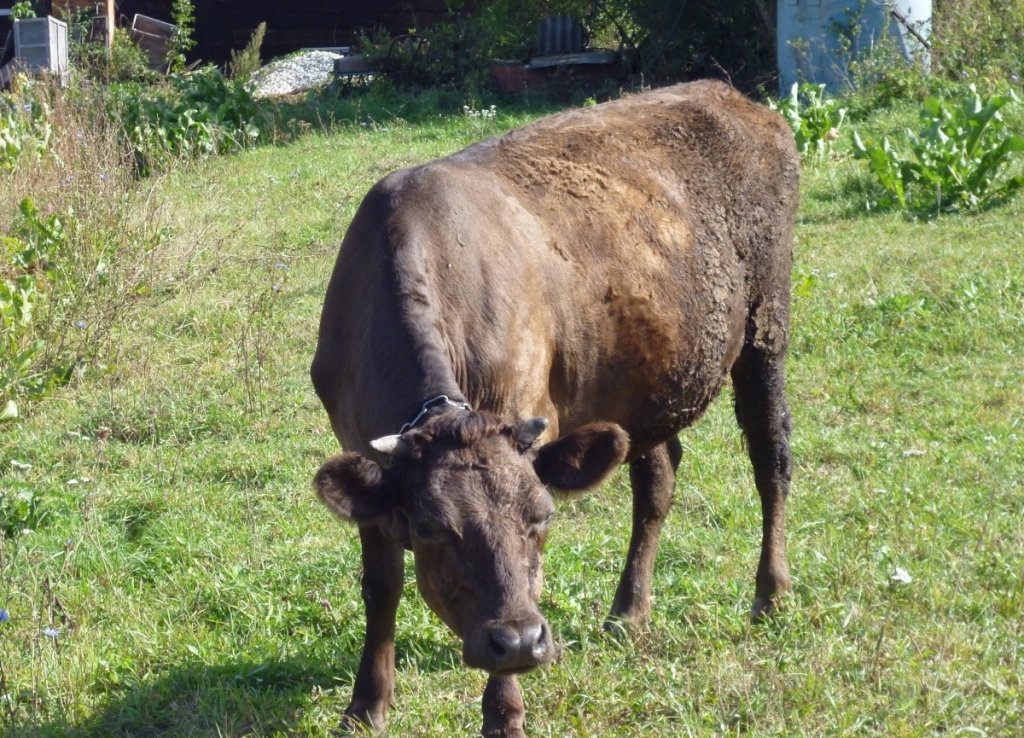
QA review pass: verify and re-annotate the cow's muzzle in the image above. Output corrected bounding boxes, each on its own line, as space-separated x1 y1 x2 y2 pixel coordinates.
464 615 555 674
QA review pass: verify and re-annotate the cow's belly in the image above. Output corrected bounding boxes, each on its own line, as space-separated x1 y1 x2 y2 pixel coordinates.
550 278 746 455
606 347 737 454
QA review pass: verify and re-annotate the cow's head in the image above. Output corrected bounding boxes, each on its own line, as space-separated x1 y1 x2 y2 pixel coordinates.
315 411 628 674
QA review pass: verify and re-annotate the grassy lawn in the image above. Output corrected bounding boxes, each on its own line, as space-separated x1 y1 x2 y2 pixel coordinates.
1 90 1022 737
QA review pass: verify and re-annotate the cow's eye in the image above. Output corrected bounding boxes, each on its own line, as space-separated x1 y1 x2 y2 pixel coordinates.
527 511 555 538
414 521 445 541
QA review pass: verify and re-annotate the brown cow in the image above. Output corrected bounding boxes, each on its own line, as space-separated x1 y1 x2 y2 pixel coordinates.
311 80 799 737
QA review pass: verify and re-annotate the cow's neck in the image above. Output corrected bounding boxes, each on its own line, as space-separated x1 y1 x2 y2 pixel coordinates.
385 241 471 432
372 348 467 439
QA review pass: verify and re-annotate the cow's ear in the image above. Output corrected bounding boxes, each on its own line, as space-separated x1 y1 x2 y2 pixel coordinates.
534 422 629 493
315 452 398 523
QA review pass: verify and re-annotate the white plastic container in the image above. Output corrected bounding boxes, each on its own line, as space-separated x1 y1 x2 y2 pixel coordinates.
777 0 931 93
13 15 70 84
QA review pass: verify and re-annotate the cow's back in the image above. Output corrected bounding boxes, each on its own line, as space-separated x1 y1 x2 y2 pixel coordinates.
314 81 799 456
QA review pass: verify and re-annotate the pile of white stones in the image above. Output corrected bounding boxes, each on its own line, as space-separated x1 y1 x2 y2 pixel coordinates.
250 50 342 99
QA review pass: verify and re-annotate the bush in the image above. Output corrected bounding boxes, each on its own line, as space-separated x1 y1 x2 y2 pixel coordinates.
111 66 270 173
357 0 775 93
843 0 1024 115
55 4 157 84
10 1 35 20
932 0 1024 86
852 86 1024 216
72 27 157 84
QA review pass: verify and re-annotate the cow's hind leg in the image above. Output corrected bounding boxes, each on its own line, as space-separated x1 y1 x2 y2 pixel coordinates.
342 526 404 732
608 437 681 626
731 344 793 621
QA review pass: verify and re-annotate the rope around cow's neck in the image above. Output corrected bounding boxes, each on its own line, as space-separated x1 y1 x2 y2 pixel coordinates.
399 395 472 434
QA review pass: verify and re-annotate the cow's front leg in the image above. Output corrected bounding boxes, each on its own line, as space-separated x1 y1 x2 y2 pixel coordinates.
481 674 526 738
343 525 404 731
608 437 681 626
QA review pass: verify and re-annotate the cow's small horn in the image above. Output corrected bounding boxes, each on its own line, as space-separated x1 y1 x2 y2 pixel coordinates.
371 434 403 454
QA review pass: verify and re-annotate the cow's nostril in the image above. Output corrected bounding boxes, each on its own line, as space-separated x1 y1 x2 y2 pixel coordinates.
529 622 551 660
474 619 553 672
487 625 521 661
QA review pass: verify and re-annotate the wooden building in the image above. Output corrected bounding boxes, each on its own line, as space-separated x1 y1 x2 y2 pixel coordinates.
116 1 449 63
4 1 450 65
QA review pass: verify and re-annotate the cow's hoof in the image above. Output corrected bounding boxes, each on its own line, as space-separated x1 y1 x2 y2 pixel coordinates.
481 711 527 738
750 595 779 623
602 616 631 640
481 720 528 736
481 724 527 738
603 607 651 637
341 703 387 735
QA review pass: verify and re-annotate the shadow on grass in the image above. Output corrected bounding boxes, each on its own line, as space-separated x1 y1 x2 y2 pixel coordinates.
36 635 463 737
798 164 1019 224
798 167 899 224
266 84 591 144
31 656 345 737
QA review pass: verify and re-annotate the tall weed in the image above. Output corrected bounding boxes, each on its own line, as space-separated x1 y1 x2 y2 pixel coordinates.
1 199 75 418
229 22 267 83
0 85 51 170
853 86 1024 216
1 79 181 420
167 0 198 73
769 83 846 159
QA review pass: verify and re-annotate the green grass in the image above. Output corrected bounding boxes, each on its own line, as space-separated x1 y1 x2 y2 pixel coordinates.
2 89 1023 737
